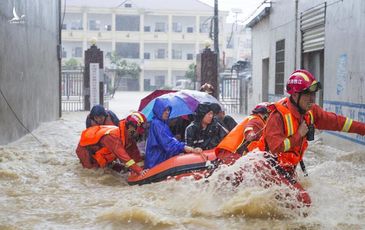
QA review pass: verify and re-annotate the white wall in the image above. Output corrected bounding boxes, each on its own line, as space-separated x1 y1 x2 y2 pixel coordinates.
250 16 270 112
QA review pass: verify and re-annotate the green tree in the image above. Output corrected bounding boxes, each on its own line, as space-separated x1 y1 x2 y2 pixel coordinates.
63 58 80 70
107 51 141 97
184 63 196 81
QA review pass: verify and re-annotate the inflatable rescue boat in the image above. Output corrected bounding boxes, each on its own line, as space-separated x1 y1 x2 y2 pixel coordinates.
127 150 217 185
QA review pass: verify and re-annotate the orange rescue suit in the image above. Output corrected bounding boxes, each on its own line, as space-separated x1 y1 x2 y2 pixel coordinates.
77 120 142 168
215 114 265 164
263 97 365 172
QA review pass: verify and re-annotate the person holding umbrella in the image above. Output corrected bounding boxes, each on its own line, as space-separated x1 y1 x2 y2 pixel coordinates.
144 98 202 169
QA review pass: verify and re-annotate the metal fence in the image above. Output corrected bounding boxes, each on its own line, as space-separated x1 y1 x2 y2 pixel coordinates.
62 69 84 111
219 78 242 114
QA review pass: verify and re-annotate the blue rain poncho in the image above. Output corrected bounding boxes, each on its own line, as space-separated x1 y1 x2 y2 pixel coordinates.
144 98 185 169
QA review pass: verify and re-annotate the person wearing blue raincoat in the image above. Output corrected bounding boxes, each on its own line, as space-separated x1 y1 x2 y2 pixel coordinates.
144 98 202 169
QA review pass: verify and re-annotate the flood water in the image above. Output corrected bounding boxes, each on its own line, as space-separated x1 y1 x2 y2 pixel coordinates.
0 92 364 229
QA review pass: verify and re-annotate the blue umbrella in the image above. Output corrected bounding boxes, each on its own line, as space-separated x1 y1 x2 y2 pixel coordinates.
141 90 223 121
141 93 193 121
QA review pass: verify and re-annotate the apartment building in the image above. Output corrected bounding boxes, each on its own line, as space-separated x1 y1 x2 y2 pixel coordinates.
61 0 229 90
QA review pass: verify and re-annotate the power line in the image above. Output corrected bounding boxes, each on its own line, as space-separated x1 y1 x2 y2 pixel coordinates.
0 87 43 145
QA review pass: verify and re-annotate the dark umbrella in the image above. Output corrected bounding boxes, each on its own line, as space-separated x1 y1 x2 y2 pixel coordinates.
138 89 177 111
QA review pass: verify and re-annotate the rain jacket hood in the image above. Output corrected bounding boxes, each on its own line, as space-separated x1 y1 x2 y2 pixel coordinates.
195 103 212 122
153 98 172 121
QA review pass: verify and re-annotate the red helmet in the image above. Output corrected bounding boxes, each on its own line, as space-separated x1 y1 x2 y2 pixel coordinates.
126 112 147 135
286 69 322 95
252 102 272 114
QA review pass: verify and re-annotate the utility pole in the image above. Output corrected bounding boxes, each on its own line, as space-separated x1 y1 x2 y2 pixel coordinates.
214 0 219 97
214 0 219 55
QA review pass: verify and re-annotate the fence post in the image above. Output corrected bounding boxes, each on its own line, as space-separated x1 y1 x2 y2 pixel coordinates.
84 43 104 110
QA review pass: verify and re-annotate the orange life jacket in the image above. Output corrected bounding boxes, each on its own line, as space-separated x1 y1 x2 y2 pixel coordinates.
215 115 264 155
79 121 128 167
264 98 314 169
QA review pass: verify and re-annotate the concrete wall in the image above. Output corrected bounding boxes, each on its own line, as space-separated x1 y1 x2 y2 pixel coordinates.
268 0 296 91
0 0 60 144
320 0 365 149
250 16 270 112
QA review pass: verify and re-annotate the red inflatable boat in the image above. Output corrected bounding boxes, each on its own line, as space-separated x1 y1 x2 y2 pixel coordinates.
127 150 217 185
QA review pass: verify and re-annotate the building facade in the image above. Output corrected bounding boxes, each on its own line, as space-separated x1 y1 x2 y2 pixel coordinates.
247 0 365 150
62 0 231 91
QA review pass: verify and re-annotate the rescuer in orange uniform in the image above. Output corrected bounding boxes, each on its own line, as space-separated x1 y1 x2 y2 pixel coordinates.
261 69 365 206
75 111 147 175
215 102 273 165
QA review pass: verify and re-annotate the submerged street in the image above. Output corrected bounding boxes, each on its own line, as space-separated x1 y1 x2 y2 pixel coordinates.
0 91 364 229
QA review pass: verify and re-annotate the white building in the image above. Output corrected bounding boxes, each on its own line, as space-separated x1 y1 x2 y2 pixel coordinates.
62 0 230 91
247 0 365 150
223 24 251 69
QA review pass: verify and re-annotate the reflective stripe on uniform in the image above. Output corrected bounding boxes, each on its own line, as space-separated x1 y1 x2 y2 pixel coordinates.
341 118 353 132
284 114 294 136
244 127 253 133
105 127 118 135
125 159 136 167
308 111 314 124
283 138 291 152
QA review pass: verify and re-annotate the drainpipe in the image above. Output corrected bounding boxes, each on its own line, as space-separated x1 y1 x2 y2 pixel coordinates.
294 0 299 70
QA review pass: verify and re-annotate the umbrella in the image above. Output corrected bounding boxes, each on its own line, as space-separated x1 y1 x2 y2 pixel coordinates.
138 89 177 111
177 90 223 109
141 90 222 121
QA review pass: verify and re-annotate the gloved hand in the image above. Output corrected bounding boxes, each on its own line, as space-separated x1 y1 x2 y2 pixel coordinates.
192 147 203 153
129 164 143 175
184 145 194 153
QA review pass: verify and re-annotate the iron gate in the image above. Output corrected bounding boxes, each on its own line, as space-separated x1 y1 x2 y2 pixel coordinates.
61 69 84 111
220 78 242 114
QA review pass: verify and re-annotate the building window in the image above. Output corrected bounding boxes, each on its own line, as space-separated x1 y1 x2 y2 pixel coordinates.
186 27 194 33
155 22 165 32
172 50 182 59
62 48 67 58
200 22 209 33
116 43 140 59
62 24 67 30
156 49 165 59
155 75 165 88
187 53 193 60
89 20 100 31
71 20 82 30
124 3 132 8
275 39 285 95
116 15 140 31
73 47 82 58
172 23 182 32
105 25 112 31
144 52 150 59
144 26 151 32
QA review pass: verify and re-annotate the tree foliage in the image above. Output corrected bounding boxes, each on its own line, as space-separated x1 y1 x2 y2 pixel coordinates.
184 63 196 81
107 51 141 97
63 58 80 70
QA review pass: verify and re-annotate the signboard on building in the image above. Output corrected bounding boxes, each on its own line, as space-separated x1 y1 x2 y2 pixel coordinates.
89 63 100 107
323 100 365 145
